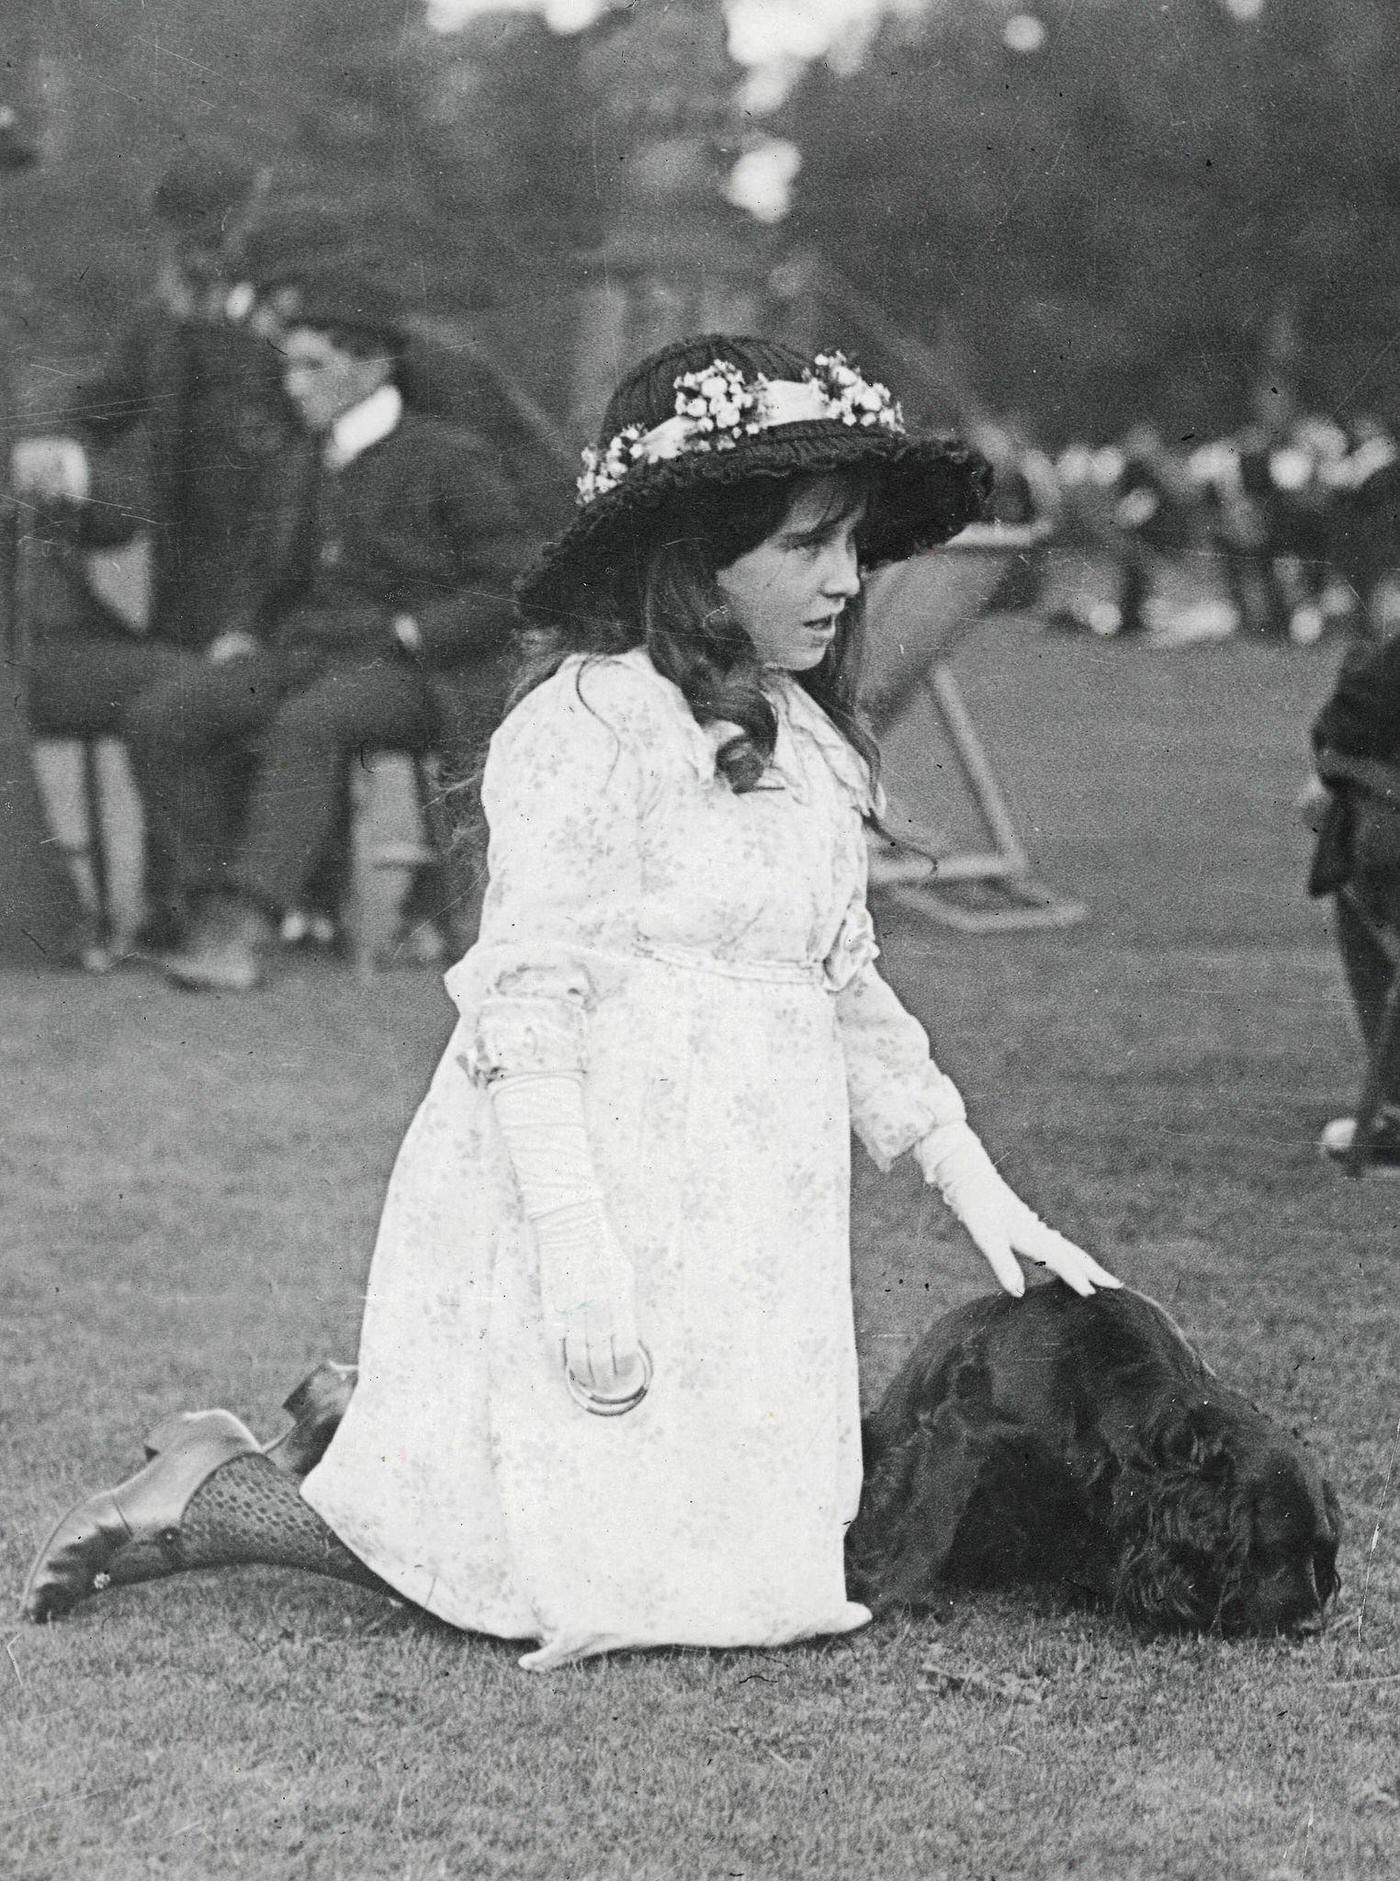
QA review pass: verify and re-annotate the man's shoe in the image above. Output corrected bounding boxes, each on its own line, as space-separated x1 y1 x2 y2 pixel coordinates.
263 1361 358 1476
1319 1108 1400 1170
162 896 274 993
278 908 347 956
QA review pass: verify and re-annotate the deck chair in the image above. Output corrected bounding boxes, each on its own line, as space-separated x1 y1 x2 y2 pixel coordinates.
861 522 1085 932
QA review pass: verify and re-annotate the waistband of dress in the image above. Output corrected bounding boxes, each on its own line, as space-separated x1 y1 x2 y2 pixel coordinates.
632 941 826 986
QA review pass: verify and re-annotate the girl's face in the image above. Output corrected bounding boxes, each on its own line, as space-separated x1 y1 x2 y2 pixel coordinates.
716 478 864 671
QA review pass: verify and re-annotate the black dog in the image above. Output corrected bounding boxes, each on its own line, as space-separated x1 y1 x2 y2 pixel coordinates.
845 1284 1341 1635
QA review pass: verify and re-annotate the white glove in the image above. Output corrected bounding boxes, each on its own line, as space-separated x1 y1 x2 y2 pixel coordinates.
11 436 90 505
914 1120 1121 1298
489 1072 649 1412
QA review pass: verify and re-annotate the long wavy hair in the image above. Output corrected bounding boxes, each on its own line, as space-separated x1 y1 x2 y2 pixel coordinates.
511 471 882 796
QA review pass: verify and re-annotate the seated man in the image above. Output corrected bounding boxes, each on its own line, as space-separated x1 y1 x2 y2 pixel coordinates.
13 149 296 951
1306 631 1400 1166
133 269 533 992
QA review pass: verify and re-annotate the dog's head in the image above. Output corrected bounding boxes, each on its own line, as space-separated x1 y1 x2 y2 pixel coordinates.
1111 1399 1342 1635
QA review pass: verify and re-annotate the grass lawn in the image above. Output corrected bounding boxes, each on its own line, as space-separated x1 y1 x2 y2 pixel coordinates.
1 621 1397 1880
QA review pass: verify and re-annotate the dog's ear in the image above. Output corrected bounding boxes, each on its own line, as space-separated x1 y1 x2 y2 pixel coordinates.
1114 1402 1256 1628
1317 1477 1344 1605
847 1396 1002 1612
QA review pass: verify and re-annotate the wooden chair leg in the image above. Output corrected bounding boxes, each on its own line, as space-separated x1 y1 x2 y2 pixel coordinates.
413 754 487 954
411 753 461 935
347 757 377 985
350 752 453 979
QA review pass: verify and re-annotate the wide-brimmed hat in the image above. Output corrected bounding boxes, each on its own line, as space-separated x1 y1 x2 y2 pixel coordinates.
516 333 991 619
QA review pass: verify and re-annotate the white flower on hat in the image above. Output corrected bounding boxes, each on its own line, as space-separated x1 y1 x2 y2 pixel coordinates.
573 349 905 506
810 352 903 434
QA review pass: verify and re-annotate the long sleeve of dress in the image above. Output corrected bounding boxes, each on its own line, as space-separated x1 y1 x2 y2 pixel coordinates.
760 676 970 1174
834 951 968 1171
447 662 649 1082
818 851 965 1171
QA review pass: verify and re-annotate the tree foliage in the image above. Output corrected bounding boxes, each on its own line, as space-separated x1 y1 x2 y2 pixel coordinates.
2 0 594 393
783 0 1400 441
6 0 1400 445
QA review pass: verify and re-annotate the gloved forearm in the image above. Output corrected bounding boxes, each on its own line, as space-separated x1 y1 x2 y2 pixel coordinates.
489 1073 648 1410
915 1118 1120 1298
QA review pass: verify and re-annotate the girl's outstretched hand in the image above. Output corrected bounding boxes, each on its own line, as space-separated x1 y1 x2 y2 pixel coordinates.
914 1120 1121 1298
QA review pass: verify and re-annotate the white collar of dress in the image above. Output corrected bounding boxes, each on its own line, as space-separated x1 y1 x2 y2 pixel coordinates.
323 384 403 472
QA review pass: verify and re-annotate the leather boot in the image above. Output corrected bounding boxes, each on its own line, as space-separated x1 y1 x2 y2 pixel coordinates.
24 1422 259 1622
262 1360 357 1476
142 1407 260 1460
142 1361 357 1478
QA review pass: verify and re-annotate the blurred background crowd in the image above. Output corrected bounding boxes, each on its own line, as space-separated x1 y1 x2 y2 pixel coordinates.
5 0 1400 966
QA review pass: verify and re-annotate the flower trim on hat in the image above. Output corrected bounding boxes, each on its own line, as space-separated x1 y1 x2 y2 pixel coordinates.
576 352 904 507
809 352 902 429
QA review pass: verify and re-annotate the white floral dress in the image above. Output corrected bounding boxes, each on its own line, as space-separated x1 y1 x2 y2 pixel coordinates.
302 648 966 1668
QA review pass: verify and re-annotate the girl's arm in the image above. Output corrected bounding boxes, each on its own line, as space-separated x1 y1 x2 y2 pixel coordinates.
449 661 656 1409
830 907 1118 1297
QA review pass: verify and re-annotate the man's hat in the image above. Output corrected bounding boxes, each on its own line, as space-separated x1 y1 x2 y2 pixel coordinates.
516 333 991 621
238 204 359 292
151 148 257 239
277 266 407 353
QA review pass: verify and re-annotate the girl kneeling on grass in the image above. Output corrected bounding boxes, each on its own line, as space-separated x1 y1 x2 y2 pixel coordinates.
24 334 1118 1669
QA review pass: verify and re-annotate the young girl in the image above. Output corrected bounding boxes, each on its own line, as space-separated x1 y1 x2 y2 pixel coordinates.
24 335 1118 1668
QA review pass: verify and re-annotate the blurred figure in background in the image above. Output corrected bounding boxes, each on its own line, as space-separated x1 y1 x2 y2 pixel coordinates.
11 149 296 953
962 414 1059 618
1220 380 1350 642
1305 634 1400 1167
238 214 564 964
1108 421 1204 637
135 270 535 993
1320 419 1400 644
1043 441 1133 637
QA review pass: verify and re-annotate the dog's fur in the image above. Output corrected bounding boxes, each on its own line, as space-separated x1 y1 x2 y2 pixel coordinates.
845 1284 1341 1635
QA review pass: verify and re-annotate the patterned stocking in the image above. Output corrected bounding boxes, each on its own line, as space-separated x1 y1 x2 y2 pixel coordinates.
171 1454 389 1591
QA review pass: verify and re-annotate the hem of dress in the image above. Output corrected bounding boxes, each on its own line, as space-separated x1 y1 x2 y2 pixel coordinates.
298 1477 539 1644
300 1473 871 1669
519 1601 872 1672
